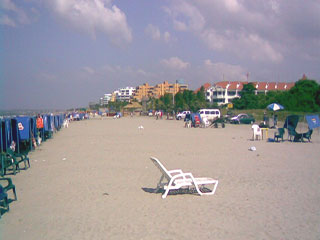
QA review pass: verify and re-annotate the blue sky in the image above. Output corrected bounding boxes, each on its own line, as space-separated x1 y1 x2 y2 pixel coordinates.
1 0 320 110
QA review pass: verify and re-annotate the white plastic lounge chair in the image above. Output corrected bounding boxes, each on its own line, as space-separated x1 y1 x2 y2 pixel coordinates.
201 117 210 128
252 124 262 140
150 157 219 199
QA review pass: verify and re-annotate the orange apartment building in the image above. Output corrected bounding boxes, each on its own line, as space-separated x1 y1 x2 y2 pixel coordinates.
134 81 188 101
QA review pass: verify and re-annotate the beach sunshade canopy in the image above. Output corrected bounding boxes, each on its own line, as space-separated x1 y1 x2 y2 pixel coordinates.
306 115 320 129
15 117 31 141
1 119 12 152
267 103 284 111
283 115 299 129
123 102 142 109
10 119 19 153
43 115 49 131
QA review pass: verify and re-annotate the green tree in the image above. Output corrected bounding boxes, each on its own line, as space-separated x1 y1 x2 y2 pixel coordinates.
160 93 174 112
196 86 206 102
233 83 258 109
286 79 320 112
107 100 128 112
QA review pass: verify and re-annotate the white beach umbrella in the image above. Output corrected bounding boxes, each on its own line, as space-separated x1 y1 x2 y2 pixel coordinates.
267 103 284 111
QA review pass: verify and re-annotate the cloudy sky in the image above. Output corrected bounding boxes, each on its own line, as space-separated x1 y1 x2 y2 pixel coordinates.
1 0 320 110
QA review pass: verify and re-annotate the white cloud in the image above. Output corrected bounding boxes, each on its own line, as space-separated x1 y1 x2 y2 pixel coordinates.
0 14 16 26
224 0 241 12
161 57 189 70
0 0 30 25
203 60 247 81
243 34 283 62
48 0 132 45
166 1 284 63
83 66 95 74
163 31 171 43
145 24 172 43
1 0 18 11
145 24 161 40
164 1 205 32
173 20 187 32
202 29 283 62
137 69 147 76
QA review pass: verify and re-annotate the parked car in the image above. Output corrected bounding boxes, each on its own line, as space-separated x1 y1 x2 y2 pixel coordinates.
176 111 191 120
230 113 255 124
224 110 234 122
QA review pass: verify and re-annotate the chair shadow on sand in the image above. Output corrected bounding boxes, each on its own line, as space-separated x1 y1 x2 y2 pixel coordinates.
141 187 213 197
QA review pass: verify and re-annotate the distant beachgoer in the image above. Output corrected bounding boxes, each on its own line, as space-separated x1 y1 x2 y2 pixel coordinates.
274 114 278 127
36 114 44 144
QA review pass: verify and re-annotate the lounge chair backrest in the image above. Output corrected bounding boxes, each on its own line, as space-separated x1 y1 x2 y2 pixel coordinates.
150 157 172 181
278 128 285 136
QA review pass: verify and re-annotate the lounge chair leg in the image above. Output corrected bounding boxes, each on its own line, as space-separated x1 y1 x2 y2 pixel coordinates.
13 187 17 201
162 188 170 199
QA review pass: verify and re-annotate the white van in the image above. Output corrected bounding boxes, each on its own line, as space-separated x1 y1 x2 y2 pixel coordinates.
197 109 221 121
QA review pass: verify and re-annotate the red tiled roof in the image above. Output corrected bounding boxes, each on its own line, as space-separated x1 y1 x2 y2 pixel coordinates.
194 83 211 93
268 82 277 90
213 81 295 91
256 82 268 90
215 81 229 88
215 81 249 90
277 82 295 90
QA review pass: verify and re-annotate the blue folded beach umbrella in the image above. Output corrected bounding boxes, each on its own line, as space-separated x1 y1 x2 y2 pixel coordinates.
1 119 12 151
10 118 20 153
306 115 320 129
267 103 284 111
15 116 31 141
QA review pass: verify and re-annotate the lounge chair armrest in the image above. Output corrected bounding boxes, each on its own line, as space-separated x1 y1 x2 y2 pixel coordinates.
168 169 184 175
181 172 196 180
171 172 196 182
0 178 13 188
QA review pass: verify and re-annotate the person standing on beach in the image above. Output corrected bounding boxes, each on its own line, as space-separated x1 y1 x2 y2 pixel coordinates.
274 114 278 128
36 114 44 144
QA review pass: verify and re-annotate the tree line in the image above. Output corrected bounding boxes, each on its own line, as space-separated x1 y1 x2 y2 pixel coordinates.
146 86 214 113
233 78 320 112
92 78 320 114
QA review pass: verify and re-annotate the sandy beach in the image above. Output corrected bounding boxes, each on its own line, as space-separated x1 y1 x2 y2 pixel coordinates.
1 116 320 240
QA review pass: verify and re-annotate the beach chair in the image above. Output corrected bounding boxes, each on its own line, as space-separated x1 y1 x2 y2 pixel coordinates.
288 126 298 141
0 152 19 176
0 177 17 201
150 157 218 199
302 129 313 142
0 185 9 218
274 128 285 142
252 124 262 140
201 117 210 128
7 149 30 170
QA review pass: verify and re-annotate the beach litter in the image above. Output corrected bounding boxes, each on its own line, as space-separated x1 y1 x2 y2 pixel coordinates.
249 146 256 151
138 125 144 130
62 158 67 161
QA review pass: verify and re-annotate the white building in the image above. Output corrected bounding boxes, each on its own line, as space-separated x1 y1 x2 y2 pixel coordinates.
206 81 295 106
114 87 136 102
100 93 112 106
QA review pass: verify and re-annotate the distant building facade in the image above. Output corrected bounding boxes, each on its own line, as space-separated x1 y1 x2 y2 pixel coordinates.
100 93 112 106
206 81 295 105
113 87 136 102
134 80 188 101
